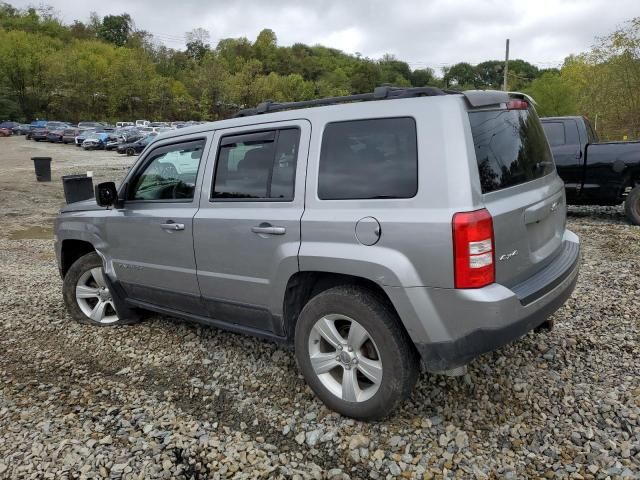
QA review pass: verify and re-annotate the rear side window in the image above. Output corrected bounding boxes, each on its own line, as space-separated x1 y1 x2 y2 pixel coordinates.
213 128 300 200
469 107 555 194
318 118 417 200
542 122 566 146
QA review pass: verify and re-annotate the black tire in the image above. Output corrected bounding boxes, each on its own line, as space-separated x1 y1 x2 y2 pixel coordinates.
126 148 135 156
63 252 136 326
624 185 640 226
294 285 419 420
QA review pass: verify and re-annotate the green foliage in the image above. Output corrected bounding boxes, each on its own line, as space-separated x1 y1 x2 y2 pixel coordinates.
445 62 478 89
558 19 640 140
0 1 637 133
523 72 576 117
97 14 132 47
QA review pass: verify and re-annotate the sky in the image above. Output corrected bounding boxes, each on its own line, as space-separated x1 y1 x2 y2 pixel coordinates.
12 0 640 72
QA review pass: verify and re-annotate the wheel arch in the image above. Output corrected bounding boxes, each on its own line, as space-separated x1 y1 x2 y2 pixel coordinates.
282 271 412 344
60 239 95 277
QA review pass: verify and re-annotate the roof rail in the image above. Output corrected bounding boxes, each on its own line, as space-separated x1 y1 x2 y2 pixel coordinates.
233 85 458 117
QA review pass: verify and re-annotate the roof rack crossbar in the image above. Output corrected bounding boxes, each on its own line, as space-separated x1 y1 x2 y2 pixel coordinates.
233 85 455 117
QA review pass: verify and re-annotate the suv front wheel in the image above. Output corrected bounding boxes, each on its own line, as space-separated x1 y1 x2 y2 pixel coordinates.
294 285 418 420
62 252 131 326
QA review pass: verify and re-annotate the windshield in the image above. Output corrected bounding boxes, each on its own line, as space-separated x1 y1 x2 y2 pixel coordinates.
469 106 555 194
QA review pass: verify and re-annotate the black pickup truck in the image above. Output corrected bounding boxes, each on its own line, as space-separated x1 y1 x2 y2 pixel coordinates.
541 116 640 225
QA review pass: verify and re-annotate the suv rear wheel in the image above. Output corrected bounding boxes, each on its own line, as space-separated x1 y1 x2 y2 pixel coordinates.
62 252 131 326
294 285 418 419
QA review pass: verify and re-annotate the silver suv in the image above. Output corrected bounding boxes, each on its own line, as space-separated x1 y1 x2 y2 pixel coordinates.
55 87 580 419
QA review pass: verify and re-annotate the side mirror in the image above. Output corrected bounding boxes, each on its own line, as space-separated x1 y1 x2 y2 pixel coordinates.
95 182 118 207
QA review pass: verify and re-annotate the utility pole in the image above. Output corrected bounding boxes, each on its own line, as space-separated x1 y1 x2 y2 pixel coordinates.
503 38 510 91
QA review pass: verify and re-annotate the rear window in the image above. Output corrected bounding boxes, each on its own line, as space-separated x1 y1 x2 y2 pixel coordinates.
318 117 417 200
469 107 554 194
542 122 566 146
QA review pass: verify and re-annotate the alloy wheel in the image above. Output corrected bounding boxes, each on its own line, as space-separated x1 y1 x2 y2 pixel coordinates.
307 314 383 403
75 267 119 324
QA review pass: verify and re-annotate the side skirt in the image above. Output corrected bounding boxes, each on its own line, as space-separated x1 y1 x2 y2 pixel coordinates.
125 298 290 345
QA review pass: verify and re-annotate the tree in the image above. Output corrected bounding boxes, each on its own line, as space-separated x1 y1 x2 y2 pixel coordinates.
350 60 381 93
0 29 59 118
523 72 576 117
378 54 411 85
410 68 436 87
98 14 132 47
444 62 477 89
185 28 210 63
475 60 503 89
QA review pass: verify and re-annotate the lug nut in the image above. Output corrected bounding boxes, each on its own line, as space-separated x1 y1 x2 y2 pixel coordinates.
337 345 342 350
353 358 358 364
347 346 353 352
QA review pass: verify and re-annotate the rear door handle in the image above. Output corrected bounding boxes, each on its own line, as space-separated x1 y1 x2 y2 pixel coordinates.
251 224 286 235
161 222 185 231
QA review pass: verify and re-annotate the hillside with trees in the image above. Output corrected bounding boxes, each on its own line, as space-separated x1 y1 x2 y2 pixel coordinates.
1 2 639 140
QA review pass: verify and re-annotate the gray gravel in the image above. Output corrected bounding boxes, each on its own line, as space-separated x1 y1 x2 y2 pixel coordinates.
0 137 639 479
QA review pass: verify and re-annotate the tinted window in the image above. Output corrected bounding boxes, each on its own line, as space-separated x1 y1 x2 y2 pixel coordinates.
213 128 300 200
318 118 417 200
130 141 205 201
469 108 555 194
542 122 566 146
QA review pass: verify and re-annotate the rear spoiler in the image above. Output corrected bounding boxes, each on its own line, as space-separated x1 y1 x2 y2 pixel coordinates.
462 90 535 108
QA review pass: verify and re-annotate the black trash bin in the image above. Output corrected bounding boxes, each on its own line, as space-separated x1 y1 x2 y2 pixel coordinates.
62 174 95 204
32 156 52 182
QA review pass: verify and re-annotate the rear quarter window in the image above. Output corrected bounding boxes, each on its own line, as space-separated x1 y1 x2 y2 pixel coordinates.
469 107 555 194
318 117 417 200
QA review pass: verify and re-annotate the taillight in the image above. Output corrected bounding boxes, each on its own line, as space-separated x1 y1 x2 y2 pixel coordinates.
506 99 529 110
452 209 495 289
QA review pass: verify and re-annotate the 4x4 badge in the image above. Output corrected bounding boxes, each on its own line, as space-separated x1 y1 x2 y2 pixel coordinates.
499 250 518 261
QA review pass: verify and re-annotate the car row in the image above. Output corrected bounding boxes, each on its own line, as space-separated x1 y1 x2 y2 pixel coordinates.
2 119 204 156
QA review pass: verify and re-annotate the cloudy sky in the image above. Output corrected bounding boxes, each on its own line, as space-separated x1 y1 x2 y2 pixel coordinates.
12 0 640 72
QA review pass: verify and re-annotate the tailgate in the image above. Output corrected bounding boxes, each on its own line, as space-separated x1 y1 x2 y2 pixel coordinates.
483 178 566 286
468 101 566 286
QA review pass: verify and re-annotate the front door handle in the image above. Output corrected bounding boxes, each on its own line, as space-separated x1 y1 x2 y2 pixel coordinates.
251 224 286 235
161 222 185 231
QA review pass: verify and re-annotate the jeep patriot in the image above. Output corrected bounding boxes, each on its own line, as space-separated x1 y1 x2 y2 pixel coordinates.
55 87 580 419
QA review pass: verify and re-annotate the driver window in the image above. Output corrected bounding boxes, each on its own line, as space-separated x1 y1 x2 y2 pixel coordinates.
130 140 205 201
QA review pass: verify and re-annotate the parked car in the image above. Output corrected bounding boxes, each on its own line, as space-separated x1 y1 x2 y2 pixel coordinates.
82 132 110 150
117 134 156 155
26 120 47 139
0 121 18 130
12 124 31 135
104 135 121 151
135 119 150 127
75 128 96 146
116 121 135 128
47 128 66 142
54 87 580 419
0 127 12 137
31 121 69 141
541 116 640 225
62 128 80 144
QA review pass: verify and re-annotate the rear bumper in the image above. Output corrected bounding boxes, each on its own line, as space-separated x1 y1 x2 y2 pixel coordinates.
387 230 580 371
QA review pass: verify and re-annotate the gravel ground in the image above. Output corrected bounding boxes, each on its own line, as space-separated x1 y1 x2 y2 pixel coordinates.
0 136 638 479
